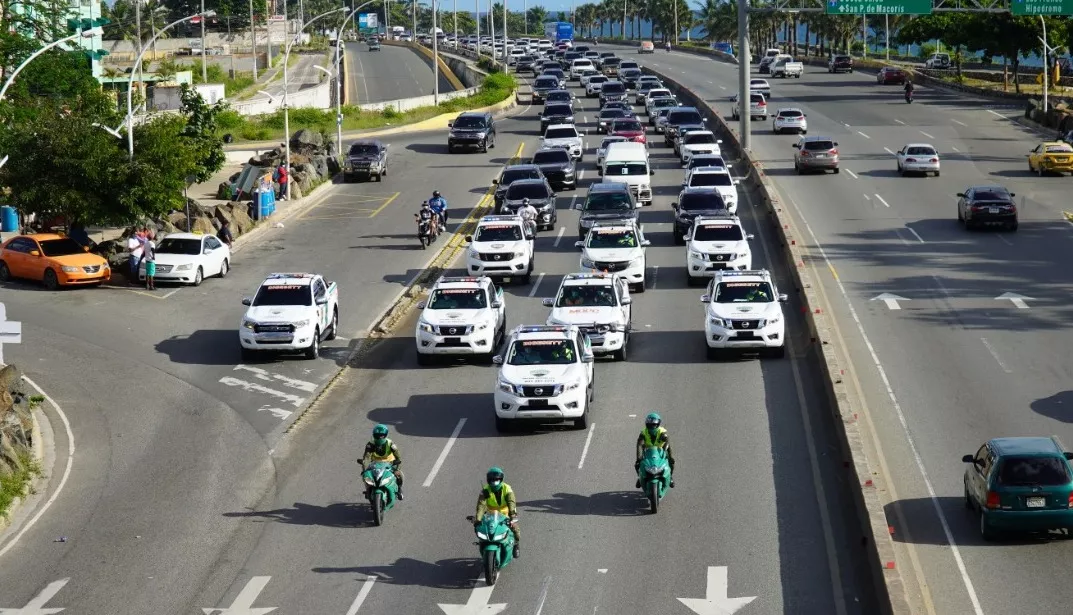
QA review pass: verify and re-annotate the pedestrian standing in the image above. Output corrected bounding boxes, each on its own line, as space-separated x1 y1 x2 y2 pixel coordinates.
217 220 234 249
143 235 157 290
127 228 146 284
275 163 289 201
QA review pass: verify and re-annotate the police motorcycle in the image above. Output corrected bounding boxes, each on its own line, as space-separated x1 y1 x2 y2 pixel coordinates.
465 512 516 585
638 446 672 513
361 461 400 525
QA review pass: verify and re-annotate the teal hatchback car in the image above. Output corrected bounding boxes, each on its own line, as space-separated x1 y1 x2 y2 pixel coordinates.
963 437 1073 540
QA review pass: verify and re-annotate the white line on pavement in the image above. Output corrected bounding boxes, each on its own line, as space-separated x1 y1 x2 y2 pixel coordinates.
534 576 553 615
582 115 588 123
785 198 985 615
952 119 967 127
578 423 596 469
894 119 906 125
857 131 871 139
719 85 727 90
987 109 1006 118
874 194 891 208
578 169 586 181
951 146 961 152
905 226 926 243
422 418 466 487
920 130 935 139
884 147 896 155
219 377 306 407
345 577 378 615
528 273 546 297
708 80 714 84
234 364 316 392
845 169 859 179
980 338 1013 374
650 265 659 290
0 376 74 561
995 233 1013 246
553 226 566 247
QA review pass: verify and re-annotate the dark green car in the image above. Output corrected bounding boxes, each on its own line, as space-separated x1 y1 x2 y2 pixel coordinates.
963 437 1073 540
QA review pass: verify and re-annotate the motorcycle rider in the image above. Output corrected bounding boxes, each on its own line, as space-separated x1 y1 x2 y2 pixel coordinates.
360 424 404 500
903 78 914 100
665 41 672 52
429 190 449 228
518 198 538 235
474 467 521 558
635 412 675 489
415 201 438 240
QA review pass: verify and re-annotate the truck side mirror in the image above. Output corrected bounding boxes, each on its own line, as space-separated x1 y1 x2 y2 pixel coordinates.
417 301 427 309
700 294 710 303
492 355 504 364
241 297 252 306
541 298 554 307
491 300 502 308
465 235 473 242
961 454 975 463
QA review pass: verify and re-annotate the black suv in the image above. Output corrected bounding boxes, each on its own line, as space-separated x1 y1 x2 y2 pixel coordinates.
502 178 558 230
957 185 1018 231
619 67 643 89
574 182 638 240
828 54 853 73
515 55 537 73
531 146 577 191
531 75 560 103
343 139 388 182
493 164 546 212
599 80 627 106
663 107 707 146
447 111 496 153
540 103 576 133
672 187 729 243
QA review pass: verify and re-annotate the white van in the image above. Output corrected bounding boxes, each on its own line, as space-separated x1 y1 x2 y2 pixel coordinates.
601 142 653 206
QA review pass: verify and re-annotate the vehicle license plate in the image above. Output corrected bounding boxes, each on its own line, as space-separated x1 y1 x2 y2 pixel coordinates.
444 337 461 344
527 399 550 408
736 331 757 340
1027 496 1046 508
989 207 1000 214
814 154 826 158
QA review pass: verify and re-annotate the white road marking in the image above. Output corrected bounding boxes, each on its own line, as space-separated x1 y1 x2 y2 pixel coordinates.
598 568 608 573
995 233 1013 246
423 418 467 487
578 169 586 181
987 109 1006 118
884 147 896 155
920 130 935 139
553 227 566 247
952 119 967 126
995 292 1032 309
533 576 552 615
951 146 961 152
905 226 926 243
894 118 906 125
202 575 273 614
872 293 908 310
874 194 891 208
719 85 727 90
233 364 316 392
578 423 596 469
0 377 75 560
677 566 758 614
527 273 546 297
786 197 984 615
257 406 293 421
218 377 306 407
0 577 69 612
980 337 1013 374
345 577 378 615
857 130 870 139
845 169 859 179
708 80 714 84
650 265 658 290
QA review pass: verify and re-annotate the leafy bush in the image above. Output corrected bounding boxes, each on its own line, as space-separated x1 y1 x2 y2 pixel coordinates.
919 43 937 60
850 41 865 55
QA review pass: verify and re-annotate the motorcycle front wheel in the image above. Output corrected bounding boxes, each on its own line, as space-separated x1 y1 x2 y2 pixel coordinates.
372 491 385 526
648 481 660 514
483 549 499 585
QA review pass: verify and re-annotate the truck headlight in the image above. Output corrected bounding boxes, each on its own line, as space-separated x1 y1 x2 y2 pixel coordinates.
690 251 703 260
242 319 258 330
563 380 581 392
469 248 479 257
418 322 435 333
580 257 595 268
294 319 311 328
513 251 526 258
498 379 520 395
766 317 781 326
639 183 650 193
628 257 644 268
709 316 726 328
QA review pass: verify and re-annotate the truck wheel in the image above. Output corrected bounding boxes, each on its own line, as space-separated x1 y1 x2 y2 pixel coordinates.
325 309 339 340
305 329 320 360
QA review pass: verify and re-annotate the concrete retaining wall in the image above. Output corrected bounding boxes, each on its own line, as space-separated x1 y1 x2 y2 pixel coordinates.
228 81 332 115
639 63 912 615
382 40 465 92
356 86 481 113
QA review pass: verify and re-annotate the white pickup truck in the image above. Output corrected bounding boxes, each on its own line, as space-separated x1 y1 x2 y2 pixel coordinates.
239 272 340 360
771 55 803 78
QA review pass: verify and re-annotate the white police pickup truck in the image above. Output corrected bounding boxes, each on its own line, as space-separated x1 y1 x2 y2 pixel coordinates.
415 276 507 365
465 215 536 284
239 272 339 360
700 269 788 359
543 273 633 360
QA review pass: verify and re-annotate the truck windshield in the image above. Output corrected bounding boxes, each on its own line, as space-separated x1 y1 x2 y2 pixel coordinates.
475 225 523 241
428 288 487 309
557 285 617 307
588 229 638 248
715 281 774 303
507 339 577 365
602 82 625 94
253 285 312 306
693 224 744 241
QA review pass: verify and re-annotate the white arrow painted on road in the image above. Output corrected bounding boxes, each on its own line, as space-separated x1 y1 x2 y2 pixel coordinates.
871 293 909 310
202 576 276 614
437 584 507 615
677 566 757 615
0 578 69 614
995 292 1033 309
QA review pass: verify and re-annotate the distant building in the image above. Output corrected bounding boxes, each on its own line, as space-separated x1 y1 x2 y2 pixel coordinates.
11 0 106 78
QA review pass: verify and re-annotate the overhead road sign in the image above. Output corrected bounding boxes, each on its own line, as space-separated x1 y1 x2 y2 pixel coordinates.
1011 0 1073 14
826 0 933 13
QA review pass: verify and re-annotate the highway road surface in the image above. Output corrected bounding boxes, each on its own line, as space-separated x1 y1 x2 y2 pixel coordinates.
345 41 457 104
606 42 1073 615
0 62 880 613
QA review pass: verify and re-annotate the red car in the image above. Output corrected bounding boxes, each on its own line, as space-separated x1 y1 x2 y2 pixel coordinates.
877 67 906 85
609 118 647 144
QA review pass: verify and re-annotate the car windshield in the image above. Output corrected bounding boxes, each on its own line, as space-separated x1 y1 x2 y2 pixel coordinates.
690 172 733 187
535 77 558 88
637 83 654 91
589 76 607 83
715 281 774 303
453 116 485 128
533 149 570 164
835 55 850 61
690 157 726 169
588 229 638 248
38 238 87 257
621 69 640 77
155 237 202 255
475 224 523 241
585 191 632 210
653 99 676 110
602 83 626 94
693 224 744 241
750 80 768 87
507 183 550 199
507 339 577 365
1045 144 1073 153
998 456 1071 486
906 146 936 156
546 92 571 102
557 285 617 307
668 111 703 125
684 133 716 145
612 120 643 132
600 109 626 120
545 128 578 139
605 162 647 176
680 192 726 211
803 140 835 151
972 189 1011 201
428 288 487 309
779 110 803 118
348 143 380 155
253 284 312 306
501 169 538 184
620 62 639 69
544 104 572 116
544 69 564 76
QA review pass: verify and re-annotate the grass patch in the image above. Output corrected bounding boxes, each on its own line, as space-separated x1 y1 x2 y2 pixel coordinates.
220 72 517 143
0 450 41 520
184 61 257 97
932 74 1068 96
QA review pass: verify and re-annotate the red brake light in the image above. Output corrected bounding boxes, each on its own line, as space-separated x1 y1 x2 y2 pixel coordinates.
799 150 810 157
1068 492 1073 508
930 158 938 162
829 148 838 156
758 101 766 107
986 491 1000 509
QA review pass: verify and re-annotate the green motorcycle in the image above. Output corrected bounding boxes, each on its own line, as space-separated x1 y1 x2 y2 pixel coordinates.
638 447 671 513
467 512 515 585
361 461 399 526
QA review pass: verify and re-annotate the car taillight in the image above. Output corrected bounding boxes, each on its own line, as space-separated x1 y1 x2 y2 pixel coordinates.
799 150 810 157
829 149 838 156
986 491 1000 509
1068 492 1073 508
758 101 766 107
930 158 938 162
905 158 916 163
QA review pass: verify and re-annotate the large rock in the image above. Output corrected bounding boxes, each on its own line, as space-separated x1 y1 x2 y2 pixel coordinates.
190 215 217 235
287 182 304 201
292 170 314 193
311 154 330 178
290 129 323 151
296 162 318 180
216 181 235 201
0 364 33 480
224 202 255 235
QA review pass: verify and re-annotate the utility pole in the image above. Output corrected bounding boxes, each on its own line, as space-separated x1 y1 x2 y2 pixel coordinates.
201 0 208 80
475 0 480 58
433 0 439 103
412 0 416 39
250 0 258 78
454 0 457 41
501 0 506 63
737 0 749 152
135 0 144 88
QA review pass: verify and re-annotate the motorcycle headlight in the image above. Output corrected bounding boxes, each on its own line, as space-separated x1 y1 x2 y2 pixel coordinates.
709 316 726 328
477 532 489 540
493 531 508 541
580 257 595 268
646 466 663 475
418 321 435 333
175 263 193 271
498 379 520 395
293 319 311 328
61 265 80 273
363 476 376 485
242 319 257 330
690 251 703 260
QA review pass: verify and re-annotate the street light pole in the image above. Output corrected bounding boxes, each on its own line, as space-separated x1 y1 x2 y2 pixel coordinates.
501 0 506 63
475 0 480 58
126 12 215 159
1041 15 1050 114
432 0 439 104
249 0 258 79
201 0 208 82
736 0 749 152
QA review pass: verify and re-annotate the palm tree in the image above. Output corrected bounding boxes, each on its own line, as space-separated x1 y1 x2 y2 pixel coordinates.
527 5 548 33
698 0 735 43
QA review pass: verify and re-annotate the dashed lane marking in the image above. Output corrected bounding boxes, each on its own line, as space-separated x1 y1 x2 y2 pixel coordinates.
952 119 967 127
233 364 317 392
920 130 935 139
527 273 546 297
894 119 906 125
845 169 859 179
422 418 466 487
857 131 870 139
219 377 307 407
884 147 896 156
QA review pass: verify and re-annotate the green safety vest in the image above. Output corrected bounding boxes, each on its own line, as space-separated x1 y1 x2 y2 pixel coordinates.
641 427 668 449
483 483 514 515
368 439 396 462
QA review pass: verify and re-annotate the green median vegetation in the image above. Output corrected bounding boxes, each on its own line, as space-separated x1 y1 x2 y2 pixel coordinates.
0 396 44 520
217 72 517 142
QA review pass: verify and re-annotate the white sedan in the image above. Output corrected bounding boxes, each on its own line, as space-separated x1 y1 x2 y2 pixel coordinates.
772 108 807 134
895 143 940 176
140 231 231 286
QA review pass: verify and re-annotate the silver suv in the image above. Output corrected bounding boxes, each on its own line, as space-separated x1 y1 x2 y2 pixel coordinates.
792 135 840 174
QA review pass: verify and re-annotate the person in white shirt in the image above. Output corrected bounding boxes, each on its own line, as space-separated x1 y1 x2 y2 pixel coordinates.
519 198 538 236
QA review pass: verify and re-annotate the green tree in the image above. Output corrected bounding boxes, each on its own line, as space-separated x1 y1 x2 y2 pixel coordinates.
178 83 226 183
527 5 548 34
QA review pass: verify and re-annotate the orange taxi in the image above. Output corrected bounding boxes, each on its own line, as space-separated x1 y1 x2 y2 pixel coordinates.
1027 141 1073 176
0 233 111 289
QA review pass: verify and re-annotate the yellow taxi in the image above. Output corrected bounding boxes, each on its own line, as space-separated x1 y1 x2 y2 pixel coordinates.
639 41 655 54
1027 141 1073 176
0 233 111 289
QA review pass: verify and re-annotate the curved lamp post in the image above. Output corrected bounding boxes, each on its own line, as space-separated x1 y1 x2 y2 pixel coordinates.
280 6 347 201
126 10 217 160
317 1 380 158
0 28 104 102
